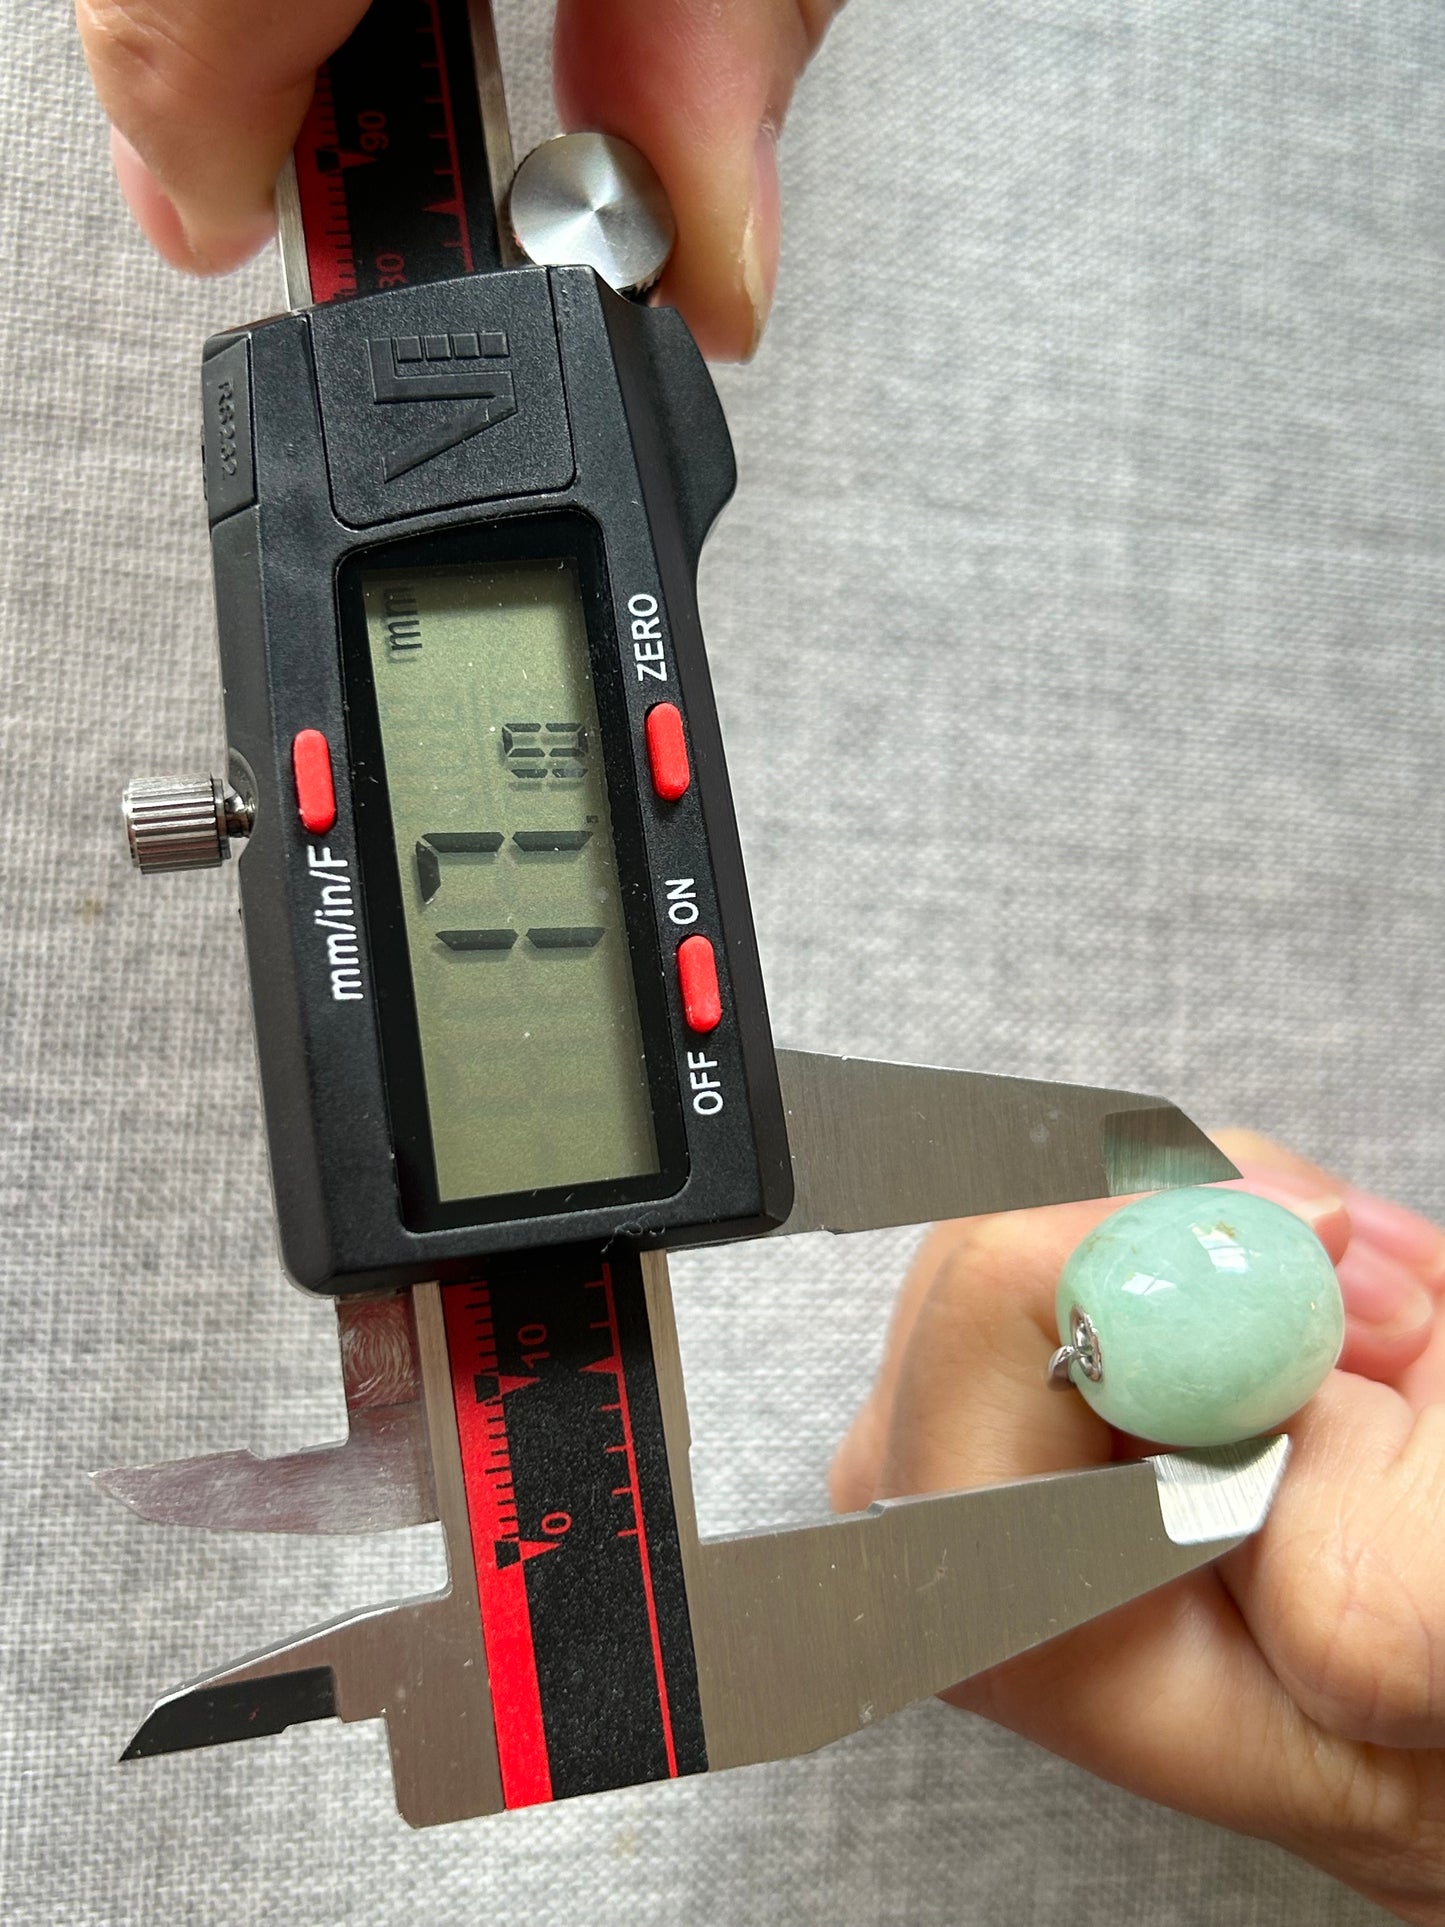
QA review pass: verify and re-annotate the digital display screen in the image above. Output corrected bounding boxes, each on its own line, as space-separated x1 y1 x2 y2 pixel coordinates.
361 557 660 1204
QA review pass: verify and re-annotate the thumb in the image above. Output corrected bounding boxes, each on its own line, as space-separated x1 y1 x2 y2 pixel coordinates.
554 0 842 359
78 0 372 273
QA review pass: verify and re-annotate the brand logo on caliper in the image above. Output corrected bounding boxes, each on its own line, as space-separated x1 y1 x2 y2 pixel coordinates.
368 330 517 482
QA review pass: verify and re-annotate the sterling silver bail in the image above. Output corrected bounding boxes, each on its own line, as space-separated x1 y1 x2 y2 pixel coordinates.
1049 1307 1104 1386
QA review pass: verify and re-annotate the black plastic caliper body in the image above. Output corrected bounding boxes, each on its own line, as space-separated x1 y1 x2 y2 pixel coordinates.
201 258 790 1296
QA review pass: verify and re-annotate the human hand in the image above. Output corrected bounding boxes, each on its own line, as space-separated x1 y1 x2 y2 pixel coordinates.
830 1131 1445 1922
74 0 841 358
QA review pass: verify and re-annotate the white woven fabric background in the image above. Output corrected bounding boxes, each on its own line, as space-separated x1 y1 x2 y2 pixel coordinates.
3 1 1440 1920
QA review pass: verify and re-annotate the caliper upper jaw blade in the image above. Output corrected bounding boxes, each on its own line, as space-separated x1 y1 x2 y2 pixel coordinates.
769 1048 1238 1239
93 1292 440 1535
686 1436 1290 1773
116 1285 501 1829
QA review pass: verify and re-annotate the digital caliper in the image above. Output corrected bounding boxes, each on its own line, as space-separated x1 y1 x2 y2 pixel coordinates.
102 0 1288 1826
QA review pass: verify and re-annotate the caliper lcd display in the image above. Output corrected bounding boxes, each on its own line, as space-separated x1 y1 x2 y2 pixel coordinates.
359 556 660 1204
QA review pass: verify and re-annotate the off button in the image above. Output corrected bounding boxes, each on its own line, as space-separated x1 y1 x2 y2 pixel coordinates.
677 935 721 1032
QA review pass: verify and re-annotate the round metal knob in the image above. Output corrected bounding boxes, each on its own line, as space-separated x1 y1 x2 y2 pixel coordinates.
122 775 253 875
509 133 675 297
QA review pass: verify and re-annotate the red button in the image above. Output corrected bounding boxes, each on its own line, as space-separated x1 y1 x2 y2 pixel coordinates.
677 935 722 1032
645 702 690 802
292 728 337 835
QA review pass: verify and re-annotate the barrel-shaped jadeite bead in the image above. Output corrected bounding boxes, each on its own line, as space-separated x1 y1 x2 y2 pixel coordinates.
1055 1187 1345 1447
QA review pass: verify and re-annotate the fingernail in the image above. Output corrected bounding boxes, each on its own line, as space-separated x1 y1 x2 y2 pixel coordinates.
740 123 780 357
1341 1184 1445 1289
1228 1161 1334 1206
109 125 272 275
1223 1173 1345 1234
828 1406 880 1513
1335 1240 1435 1337
110 127 189 260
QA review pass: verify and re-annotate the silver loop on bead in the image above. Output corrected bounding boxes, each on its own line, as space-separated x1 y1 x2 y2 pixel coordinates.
1048 1307 1103 1387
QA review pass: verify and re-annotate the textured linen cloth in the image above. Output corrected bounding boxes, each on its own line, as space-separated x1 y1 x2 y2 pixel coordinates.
2 2 1439 1921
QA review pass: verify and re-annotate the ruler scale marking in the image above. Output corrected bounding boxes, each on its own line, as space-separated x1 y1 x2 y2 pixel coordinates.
444 1282 552 1807
442 1251 706 1805
295 0 501 308
594 1263 680 1779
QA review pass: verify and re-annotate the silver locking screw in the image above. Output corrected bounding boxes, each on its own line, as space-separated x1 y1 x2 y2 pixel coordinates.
508 133 675 298
121 775 254 875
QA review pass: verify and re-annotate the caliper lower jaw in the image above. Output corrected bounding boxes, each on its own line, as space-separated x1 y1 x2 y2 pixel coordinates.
124 1594 505 1829
120 1284 508 1828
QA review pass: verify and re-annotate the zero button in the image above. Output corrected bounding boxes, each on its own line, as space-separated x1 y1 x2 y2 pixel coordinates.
645 702 690 802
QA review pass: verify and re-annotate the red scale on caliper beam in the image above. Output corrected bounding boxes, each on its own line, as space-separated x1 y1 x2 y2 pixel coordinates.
105 0 1281 1830
293 0 491 302
444 1260 703 1804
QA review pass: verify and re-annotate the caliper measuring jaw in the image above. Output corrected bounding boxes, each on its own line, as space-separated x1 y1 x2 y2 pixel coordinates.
99 1051 1285 1828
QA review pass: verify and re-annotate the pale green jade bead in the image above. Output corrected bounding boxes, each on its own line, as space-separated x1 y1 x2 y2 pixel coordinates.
1055 1187 1345 1448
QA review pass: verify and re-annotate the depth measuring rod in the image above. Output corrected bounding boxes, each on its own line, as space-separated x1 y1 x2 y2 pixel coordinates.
102 0 1285 1826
